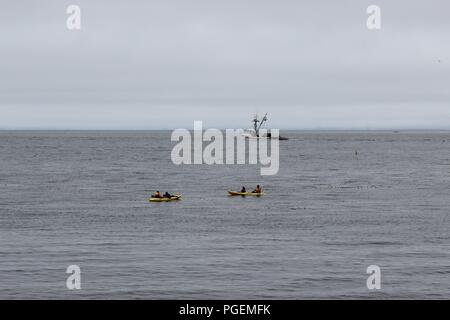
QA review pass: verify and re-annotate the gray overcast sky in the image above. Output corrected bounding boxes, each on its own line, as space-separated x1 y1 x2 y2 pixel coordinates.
0 0 449 129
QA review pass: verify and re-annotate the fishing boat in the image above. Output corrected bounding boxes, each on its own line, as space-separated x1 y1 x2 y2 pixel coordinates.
242 113 288 140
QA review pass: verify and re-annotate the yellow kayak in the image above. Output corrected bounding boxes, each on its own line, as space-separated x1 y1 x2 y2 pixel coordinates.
149 194 182 202
228 191 265 196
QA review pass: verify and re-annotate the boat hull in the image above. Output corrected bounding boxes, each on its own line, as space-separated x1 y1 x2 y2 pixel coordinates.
228 191 265 196
149 195 182 202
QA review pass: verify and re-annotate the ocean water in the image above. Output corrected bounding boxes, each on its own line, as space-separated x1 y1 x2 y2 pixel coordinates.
0 131 449 299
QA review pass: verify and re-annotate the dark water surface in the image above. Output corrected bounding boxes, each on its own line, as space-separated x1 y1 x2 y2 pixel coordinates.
0 131 449 299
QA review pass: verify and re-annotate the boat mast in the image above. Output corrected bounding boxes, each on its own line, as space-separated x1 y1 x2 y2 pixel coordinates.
251 113 268 137
252 114 260 136
256 113 268 134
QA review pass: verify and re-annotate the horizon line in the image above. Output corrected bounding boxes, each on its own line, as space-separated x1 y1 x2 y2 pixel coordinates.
2 128 450 132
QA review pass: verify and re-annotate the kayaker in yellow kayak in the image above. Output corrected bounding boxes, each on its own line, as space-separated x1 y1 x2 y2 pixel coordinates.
228 185 264 196
152 191 162 198
149 193 182 202
252 185 262 193
152 191 175 198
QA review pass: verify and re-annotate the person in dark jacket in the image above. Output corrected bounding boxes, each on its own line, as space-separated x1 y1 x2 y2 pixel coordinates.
163 191 172 198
